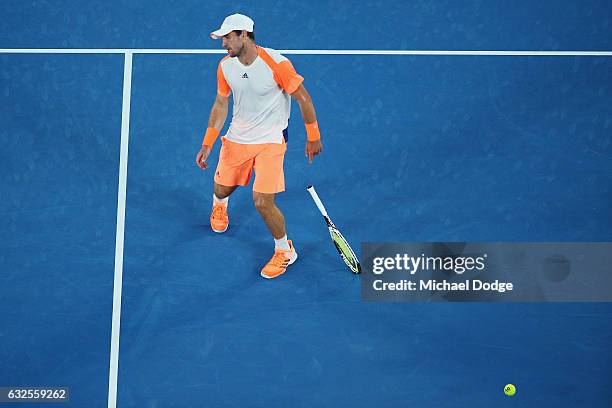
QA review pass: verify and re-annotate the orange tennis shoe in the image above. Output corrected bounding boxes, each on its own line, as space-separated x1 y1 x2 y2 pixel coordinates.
210 204 229 233
261 240 298 279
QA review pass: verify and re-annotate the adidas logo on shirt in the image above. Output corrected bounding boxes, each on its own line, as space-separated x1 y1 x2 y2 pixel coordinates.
242 73 249 78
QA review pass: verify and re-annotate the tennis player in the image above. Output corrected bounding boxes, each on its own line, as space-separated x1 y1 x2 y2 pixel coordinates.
196 14 322 279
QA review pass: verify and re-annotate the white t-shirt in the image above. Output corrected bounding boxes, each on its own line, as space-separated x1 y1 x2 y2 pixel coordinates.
217 46 304 144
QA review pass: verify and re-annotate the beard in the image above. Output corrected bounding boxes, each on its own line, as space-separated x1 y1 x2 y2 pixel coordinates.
227 43 244 58
230 44 244 57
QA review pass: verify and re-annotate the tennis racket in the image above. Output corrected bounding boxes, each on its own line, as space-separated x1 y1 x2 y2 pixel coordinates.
307 185 361 274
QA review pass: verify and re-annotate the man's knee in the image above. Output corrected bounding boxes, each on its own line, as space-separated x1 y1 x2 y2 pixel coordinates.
253 192 275 213
214 183 236 199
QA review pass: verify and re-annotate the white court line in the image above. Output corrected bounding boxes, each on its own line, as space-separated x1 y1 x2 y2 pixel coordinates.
0 48 611 56
107 51 132 408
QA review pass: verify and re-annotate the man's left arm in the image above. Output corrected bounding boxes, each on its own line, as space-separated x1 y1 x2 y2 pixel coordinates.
291 84 323 164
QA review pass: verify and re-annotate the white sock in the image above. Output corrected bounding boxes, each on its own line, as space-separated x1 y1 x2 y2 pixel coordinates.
213 194 228 206
274 235 290 251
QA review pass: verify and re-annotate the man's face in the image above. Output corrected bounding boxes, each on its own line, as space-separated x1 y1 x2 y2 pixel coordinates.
222 31 245 57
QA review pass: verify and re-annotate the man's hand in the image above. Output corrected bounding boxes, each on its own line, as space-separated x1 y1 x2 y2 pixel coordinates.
196 145 212 169
305 139 322 164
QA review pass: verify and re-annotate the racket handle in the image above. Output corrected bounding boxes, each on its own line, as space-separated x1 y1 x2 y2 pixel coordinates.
306 185 329 217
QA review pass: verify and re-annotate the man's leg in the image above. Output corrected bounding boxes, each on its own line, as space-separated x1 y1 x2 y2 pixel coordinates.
210 135 254 233
254 191 297 279
252 191 285 239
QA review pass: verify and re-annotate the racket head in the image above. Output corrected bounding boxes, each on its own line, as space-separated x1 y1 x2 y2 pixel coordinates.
328 224 361 274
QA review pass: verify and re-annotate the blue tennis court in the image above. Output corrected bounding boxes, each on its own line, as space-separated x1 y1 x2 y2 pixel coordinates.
1 1 611 407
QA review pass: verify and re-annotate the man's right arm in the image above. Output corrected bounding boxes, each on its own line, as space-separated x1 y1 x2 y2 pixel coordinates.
196 94 229 170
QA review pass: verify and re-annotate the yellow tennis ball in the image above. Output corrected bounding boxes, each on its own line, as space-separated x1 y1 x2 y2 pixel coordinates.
504 384 516 396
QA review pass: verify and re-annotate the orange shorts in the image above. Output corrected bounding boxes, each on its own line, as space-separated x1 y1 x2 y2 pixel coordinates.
214 137 287 194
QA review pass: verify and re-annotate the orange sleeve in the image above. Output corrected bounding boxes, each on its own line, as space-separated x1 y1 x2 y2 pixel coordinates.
275 60 304 94
217 60 231 97
257 48 304 94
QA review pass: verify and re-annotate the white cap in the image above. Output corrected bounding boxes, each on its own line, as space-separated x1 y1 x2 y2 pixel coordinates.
210 14 254 39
